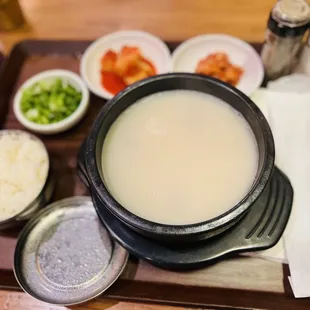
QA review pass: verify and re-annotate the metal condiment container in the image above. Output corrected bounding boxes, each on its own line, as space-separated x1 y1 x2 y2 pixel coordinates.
294 32 310 74
261 0 310 80
0 0 25 31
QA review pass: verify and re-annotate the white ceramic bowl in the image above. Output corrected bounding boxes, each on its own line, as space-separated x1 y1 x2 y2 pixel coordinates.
171 34 264 96
0 130 54 230
80 30 172 100
13 70 89 135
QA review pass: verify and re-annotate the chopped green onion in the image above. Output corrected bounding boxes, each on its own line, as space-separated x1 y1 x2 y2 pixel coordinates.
20 78 82 125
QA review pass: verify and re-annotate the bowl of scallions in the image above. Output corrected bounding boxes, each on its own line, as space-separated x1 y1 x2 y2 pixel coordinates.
13 70 89 135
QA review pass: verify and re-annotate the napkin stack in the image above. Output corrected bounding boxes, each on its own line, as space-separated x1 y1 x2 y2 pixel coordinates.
250 74 310 297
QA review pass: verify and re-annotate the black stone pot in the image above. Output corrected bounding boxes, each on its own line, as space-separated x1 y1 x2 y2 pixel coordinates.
84 73 275 243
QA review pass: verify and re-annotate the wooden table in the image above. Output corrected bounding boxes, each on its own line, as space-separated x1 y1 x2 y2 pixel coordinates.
0 290 211 310
1 0 274 54
0 0 276 309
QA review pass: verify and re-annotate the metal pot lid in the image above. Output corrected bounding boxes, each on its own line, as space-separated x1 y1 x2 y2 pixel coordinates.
14 196 128 306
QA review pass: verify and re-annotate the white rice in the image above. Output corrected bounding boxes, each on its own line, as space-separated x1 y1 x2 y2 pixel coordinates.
0 130 49 221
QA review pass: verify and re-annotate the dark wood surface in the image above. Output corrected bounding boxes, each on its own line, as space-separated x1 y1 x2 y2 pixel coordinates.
0 40 310 310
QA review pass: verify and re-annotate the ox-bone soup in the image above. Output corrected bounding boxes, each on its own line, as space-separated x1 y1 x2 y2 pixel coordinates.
101 90 258 225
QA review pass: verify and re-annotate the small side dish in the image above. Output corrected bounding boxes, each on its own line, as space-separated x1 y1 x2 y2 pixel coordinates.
20 78 82 124
14 70 89 135
100 46 156 95
171 34 264 95
0 130 49 222
195 52 244 86
80 30 172 100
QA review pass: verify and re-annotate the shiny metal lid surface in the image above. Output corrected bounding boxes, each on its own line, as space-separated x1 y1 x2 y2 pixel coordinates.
14 196 128 305
273 0 310 27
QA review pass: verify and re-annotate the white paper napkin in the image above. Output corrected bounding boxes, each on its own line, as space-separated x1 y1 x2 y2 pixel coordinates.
250 88 310 297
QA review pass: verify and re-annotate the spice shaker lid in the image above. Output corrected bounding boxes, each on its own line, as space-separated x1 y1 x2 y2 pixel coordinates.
14 196 128 305
273 0 310 26
267 0 310 38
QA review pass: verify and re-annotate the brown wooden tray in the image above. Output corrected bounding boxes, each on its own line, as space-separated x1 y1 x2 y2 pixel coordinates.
0 40 309 310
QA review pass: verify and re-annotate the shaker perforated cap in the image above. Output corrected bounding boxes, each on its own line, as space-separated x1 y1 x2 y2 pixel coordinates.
273 0 310 26
14 196 128 305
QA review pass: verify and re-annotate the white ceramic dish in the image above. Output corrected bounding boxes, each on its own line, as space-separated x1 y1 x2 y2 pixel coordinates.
171 34 264 96
13 70 89 135
80 30 172 100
